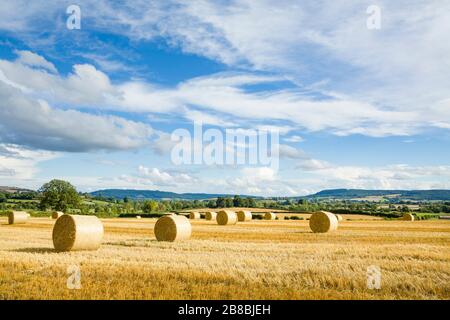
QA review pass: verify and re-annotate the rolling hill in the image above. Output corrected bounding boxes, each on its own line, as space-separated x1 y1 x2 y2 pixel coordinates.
305 189 450 201
89 189 260 200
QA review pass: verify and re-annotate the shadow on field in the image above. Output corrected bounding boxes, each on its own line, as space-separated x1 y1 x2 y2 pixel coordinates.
104 239 157 247
11 248 55 253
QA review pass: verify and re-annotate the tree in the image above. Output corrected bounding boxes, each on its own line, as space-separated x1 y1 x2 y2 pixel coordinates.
142 200 158 213
216 197 226 208
247 197 256 208
225 197 234 207
0 192 6 203
39 179 81 211
233 195 242 207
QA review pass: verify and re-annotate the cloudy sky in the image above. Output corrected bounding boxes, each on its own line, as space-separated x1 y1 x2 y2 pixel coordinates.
0 0 449 196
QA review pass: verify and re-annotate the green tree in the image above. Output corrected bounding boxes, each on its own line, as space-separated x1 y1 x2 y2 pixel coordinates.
39 179 80 211
216 197 226 208
247 197 256 208
233 195 242 207
142 200 159 213
225 197 234 207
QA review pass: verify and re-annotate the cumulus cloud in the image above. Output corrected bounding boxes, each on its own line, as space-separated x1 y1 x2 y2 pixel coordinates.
1 1 449 136
2 46 449 138
296 159 332 171
14 50 57 73
0 55 430 137
0 81 152 152
279 144 308 160
1 2 449 193
284 135 304 143
0 144 57 181
295 161 450 191
137 165 195 186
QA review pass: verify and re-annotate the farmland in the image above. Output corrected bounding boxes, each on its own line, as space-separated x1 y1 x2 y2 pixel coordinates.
1 215 449 300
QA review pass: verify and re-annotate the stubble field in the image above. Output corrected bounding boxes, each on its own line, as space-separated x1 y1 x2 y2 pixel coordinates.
0 215 449 300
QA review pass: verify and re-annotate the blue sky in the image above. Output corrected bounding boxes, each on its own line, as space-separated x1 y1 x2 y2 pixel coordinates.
0 1 449 196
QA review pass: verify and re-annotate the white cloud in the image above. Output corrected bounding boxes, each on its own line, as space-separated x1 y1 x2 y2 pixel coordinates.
296 159 332 171
296 161 450 191
133 165 196 187
0 144 57 183
1 2 449 194
0 81 152 152
14 50 57 73
78 53 133 73
182 108 236 127
89 1 450 134
0 52 446 138
284 135 304 143
279 144 307 160
2 1 449 134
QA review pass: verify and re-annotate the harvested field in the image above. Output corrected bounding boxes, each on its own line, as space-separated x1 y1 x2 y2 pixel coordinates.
0 216 449 300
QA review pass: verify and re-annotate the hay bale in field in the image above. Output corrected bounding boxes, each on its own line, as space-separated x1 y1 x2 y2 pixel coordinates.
403 213 415 221
217 210 238 225
309 211 338 233
52 215 104 252
205 211 217 221
335 214 343 222
264 212 276 220
52 211 64 219
237 210 252 222
136 215 141 219
27 213 31 218
8 211 28 224
189 212 201 219
154 215 191 241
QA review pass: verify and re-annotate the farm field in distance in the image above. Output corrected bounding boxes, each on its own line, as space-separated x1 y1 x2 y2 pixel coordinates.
1 215 449 300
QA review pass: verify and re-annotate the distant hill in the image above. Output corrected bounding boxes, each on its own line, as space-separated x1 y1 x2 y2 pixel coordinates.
0 186 33 194
305 189 450 201
4 185 450 201
89 189 261 200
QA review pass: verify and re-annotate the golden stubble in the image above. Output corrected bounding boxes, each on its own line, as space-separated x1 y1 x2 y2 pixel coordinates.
0 216 449 299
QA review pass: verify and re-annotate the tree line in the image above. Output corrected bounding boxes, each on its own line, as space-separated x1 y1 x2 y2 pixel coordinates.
2 179 450 217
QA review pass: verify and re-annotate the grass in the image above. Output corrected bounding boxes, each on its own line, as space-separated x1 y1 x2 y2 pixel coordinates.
0 216 449 299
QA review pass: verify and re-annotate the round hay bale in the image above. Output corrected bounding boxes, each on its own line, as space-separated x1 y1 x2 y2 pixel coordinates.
237 210 252 222
189 212 201 219
205 211 217 221
264 212 276 220
8 211 28 224
52 211 64 219
136 215 141 219
217 210 238 225
52 215 104 252
154 215 191 241
335 214 343 222
309 211 338 233
403 213 415 221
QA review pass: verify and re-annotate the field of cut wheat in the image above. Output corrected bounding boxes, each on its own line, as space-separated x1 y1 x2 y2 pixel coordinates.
0 216 449 300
